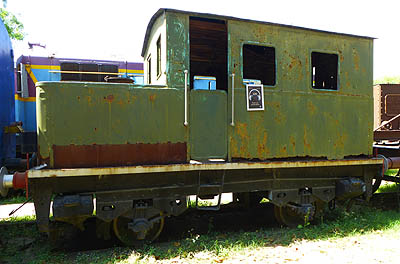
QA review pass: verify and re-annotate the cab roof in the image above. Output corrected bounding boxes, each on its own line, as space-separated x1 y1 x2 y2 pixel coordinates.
141 8 374 57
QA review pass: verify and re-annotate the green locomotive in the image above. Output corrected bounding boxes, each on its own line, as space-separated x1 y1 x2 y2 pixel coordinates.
1 9 382 245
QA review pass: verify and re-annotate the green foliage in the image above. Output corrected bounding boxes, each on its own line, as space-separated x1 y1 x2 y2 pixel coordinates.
0 8 24 40
374 76 400 85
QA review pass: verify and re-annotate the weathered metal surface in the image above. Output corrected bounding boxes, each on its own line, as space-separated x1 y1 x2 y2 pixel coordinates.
227 19 373 160
190 90 227 160
383 156 400 170
374 84 400 131
28 158 383 178
12 171 27 190
53 142 187 168
36 82 186 168
154 10 374 161
30 160 381 235
166 12 189 88
374 130 400 141
38 10 374 170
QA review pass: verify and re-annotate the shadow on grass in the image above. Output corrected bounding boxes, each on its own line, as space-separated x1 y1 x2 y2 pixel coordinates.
136 206 400 260
1 206 400 263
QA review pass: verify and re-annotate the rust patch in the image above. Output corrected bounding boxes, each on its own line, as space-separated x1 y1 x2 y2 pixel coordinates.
105 95 114 103
339 50 344 62
230 136 238 156
265 101 286 124
52 142 187 168
334 133 348 150
307 101 316 115
37 145 50 166
345 72 350 88
149 94 157 102
353 49 360 71
290 136 296 152
257 131 269 158
303 125 311 152
235 122 250 158
288 54 301 70
129 95 138 104
280 145 288 156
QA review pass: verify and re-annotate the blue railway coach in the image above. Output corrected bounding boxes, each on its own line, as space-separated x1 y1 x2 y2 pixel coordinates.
0 18 16 168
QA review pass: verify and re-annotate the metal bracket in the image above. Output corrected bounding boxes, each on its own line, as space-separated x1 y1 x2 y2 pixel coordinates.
196 170 225 211
3 122 24 134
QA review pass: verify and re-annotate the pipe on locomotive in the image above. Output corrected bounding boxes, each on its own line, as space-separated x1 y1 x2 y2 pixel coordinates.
0 167 27 197
380 156 400 172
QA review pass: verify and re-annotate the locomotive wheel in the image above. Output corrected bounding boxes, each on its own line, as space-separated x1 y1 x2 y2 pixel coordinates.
274 203 317 228
112 213 164 246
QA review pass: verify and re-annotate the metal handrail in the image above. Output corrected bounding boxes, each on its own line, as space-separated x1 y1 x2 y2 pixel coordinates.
231 73 235 126
184 70 188 126
375 113 400 131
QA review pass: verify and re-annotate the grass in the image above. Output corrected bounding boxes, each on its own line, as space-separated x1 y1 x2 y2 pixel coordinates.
132 207 400 260
374 76 400 85
0 193 29 205
376 182 399 193
376 169 400 193
0 214 36 223
1 204 400 264
187 198 213 208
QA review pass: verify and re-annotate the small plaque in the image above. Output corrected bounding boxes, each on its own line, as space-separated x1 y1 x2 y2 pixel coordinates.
246 84 264 111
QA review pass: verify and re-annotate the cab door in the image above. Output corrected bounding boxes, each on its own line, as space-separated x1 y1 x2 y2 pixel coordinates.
189 17 228 161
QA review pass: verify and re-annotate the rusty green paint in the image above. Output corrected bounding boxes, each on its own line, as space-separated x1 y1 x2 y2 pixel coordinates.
226 18 372 160
37 10 374 168
189 90 227 160
161 10 372 160
36 82 186 167
166 12 189 88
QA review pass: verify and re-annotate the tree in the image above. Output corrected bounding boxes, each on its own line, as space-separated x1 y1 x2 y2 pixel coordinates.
0 7 24 40
374 76 400 85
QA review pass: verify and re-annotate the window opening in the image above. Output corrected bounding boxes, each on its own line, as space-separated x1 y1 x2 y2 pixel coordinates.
81 63 98 82
156 36 161 78
189 17 227 91
16 64 21 94
61 62 79 81
147 55 152 84
60 62 118 82
311 52 338 90
243 44 275 86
